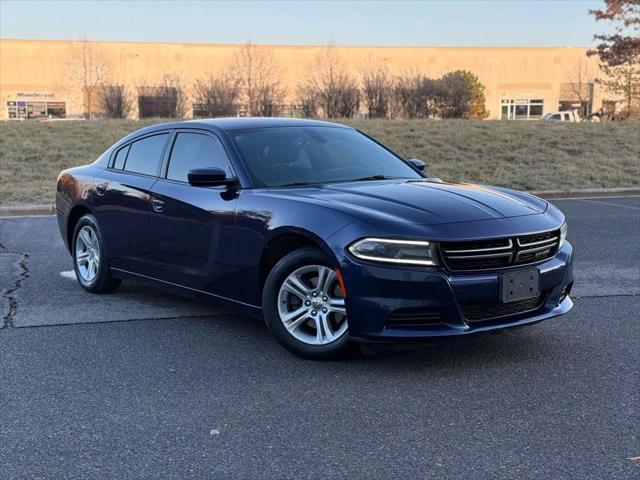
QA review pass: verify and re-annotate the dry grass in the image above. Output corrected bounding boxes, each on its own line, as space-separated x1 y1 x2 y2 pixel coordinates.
348 119 640 192
1 118 639 205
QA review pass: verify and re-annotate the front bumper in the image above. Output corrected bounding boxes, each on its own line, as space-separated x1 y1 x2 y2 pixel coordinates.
339 241 574 342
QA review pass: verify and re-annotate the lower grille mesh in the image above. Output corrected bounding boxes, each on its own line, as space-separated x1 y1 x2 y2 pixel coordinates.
386 309 444 328
461 294 546 323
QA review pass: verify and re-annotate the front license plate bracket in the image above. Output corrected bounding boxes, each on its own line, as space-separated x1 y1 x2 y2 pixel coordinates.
501 269 540 303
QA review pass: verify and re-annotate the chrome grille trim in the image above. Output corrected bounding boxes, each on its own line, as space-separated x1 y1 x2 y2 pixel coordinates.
440 229 560 271
446 252 512 260
517 236 558 247
443 239 513 254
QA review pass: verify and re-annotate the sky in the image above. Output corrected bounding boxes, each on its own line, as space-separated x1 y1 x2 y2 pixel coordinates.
0 0 610 47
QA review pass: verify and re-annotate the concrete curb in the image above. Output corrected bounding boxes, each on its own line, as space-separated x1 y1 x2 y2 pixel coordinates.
0 204 55 217
530 187 640 199
1 187 639 217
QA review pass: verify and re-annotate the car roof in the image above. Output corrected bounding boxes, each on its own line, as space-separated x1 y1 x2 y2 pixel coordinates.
111 117 354 154
186 117 352 131
130 117 352 136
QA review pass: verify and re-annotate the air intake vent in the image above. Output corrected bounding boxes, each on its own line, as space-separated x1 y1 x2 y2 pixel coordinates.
461 293 546 323
558 281 573 304
441 229 559 271
386 308 445 328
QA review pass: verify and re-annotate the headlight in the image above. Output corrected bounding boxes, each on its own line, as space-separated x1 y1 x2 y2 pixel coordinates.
559 222 568 248
348 238 438 266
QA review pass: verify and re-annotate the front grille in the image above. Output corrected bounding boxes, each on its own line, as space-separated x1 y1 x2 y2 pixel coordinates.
461 293 546 323
386 308 445 328
441 229 559 271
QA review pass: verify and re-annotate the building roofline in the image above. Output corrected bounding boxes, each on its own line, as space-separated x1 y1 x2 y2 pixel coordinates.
0 37 593 50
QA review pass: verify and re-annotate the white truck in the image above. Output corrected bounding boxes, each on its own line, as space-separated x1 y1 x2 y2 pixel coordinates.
541 111 582 122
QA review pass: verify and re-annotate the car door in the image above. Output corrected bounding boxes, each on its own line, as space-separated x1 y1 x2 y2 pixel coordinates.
149 129 239 297
92 131 170 275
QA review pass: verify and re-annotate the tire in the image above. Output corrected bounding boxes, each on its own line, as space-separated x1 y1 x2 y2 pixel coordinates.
262 247 351 359
72 213 122 294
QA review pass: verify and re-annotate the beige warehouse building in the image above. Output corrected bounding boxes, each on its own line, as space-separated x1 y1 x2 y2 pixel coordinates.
0 39 606 121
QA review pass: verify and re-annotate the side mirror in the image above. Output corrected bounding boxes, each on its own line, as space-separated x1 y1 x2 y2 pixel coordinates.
188 168 237 188
408 158 426 171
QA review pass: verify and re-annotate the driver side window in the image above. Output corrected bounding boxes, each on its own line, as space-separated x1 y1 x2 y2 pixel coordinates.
166 132 231 183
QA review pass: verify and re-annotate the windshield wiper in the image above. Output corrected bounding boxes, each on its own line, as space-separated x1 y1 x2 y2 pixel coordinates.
278 181 313 187
279 176 398 187
352 175 397 182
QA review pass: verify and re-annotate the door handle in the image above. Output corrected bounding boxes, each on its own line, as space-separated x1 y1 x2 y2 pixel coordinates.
152 199 165 213
95 183 107 196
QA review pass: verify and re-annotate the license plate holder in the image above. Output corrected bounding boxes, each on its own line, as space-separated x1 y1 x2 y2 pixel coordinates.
501 269 540 303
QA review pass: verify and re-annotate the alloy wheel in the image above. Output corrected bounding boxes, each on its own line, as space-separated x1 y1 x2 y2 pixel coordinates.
277 265 347 345
75 225 100 283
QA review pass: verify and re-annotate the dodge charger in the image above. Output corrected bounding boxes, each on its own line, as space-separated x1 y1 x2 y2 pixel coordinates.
56 118 574 358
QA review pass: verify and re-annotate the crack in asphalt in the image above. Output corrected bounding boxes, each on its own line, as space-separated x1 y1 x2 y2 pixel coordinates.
6 312 242 330
0 241 8 253
2 253 29 329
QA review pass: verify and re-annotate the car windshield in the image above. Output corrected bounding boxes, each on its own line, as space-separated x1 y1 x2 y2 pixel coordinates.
230 126 422 188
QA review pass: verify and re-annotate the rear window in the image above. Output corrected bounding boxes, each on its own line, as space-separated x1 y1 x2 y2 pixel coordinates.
124 133 169 176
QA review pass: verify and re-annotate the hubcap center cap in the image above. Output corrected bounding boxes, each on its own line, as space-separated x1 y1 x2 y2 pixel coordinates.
311 298 323 309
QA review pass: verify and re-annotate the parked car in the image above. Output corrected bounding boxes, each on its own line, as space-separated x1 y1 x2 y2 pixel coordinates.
56 118 573 359
541 111 581 122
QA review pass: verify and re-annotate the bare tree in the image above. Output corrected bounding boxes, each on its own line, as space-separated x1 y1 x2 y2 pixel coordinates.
254 83 285 116
296 84 320 118
563 60 597 116
392 72 439 118
96 85 133 119
598 63 640 119
66 36 109 119
137 74 187 118
192 73 240 117
393 73 419 118
300 46 360 118
361 65 394 118
335 81 360 118
232 42 286 116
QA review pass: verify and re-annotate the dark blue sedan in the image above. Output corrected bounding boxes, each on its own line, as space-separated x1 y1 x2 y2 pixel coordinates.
56 118 573 358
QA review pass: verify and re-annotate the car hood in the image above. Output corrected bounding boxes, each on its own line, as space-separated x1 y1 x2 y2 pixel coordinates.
271 180 548 226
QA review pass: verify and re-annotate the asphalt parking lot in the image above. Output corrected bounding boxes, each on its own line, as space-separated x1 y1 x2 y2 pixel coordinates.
1 196 639 479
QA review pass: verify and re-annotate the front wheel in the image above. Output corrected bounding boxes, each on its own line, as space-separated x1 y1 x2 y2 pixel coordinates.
72 213 121 293
262 248 351 359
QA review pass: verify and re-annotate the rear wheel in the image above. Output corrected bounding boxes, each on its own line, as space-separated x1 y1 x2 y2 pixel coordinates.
72 214 121 293
262 248 351 359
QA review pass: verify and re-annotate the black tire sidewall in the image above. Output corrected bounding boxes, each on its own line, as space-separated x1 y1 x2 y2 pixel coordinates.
262 247 351 359
72 214 117 293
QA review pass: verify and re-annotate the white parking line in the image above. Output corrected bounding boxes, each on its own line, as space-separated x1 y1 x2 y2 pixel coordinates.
574 198 640 210
551 195 640 201
59 270 77 280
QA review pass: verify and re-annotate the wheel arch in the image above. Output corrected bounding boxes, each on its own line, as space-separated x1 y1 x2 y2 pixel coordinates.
66 204 93 252
258 227 338 295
